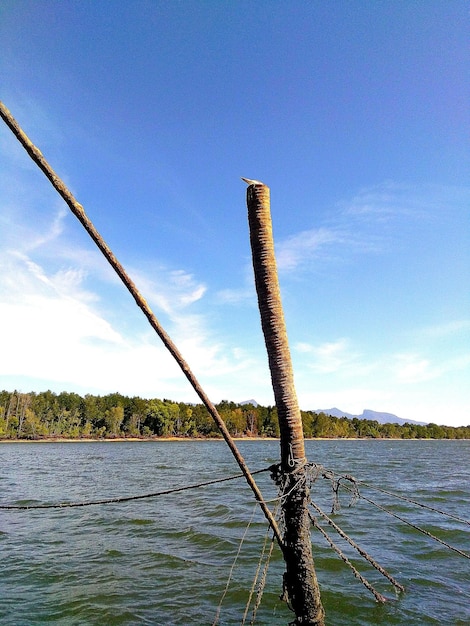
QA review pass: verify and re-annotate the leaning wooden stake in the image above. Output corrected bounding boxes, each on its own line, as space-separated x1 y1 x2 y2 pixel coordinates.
244 178 325 625
0 101 282 548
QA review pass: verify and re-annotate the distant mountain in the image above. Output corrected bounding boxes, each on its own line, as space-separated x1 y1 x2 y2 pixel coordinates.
240 399 258 407
240 401 427 425
319 407 356 420
317 408 427 426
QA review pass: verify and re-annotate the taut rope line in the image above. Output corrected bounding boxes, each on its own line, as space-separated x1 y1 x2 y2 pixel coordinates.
340 484 470 560
310 514 388 603
356 479 470 526
0 468 270 510
309 501 405 592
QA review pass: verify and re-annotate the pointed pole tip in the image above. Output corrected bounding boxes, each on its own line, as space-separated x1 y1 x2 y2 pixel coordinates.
241 177 265 186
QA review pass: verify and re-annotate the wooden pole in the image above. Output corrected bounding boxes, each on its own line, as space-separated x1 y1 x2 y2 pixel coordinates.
0 101 283 547
244 178 325 625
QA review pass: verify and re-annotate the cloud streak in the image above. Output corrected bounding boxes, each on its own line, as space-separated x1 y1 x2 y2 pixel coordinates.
294 338 362 375
275 182 470 275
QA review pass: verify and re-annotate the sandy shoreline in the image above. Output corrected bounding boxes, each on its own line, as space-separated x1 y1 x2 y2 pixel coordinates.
0 436 280 444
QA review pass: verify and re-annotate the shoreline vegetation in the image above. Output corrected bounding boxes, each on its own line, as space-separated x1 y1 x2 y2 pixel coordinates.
1 390 468 442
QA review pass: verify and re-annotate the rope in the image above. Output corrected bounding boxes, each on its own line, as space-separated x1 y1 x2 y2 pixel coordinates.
341 485 470 560
310 514 388 604
242 530 273 624
249 536 275 625
212 504 258 626
309 501 404 592
242 500 281 625
0 468 270 510
316 468 359 513
306 461 468 531
355 480 470 526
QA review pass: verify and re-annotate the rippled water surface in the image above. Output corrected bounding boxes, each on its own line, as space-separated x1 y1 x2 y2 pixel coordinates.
1 439 469 625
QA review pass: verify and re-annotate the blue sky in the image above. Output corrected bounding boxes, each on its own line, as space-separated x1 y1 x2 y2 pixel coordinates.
0 1 468 426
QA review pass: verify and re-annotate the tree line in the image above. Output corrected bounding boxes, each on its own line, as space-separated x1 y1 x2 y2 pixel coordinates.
0 390 468 441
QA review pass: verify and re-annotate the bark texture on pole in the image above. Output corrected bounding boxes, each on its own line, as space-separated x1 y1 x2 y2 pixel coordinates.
245 179 325 626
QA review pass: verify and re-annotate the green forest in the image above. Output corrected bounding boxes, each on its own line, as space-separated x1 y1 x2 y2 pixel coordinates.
0 390 468 441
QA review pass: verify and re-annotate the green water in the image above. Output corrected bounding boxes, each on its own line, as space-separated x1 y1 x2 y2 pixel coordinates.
1 439 469 625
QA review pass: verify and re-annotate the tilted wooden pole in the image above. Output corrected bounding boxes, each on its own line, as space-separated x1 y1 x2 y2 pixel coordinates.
244 178 325 625
0 101 283 547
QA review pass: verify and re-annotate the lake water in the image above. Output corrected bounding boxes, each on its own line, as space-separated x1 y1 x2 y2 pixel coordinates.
0 439 469 625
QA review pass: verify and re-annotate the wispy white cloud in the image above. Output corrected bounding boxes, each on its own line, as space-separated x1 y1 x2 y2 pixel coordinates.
295 331 469 387
273 186 395 274
0 239 258 399
215 286 253 305
275 182 470 274
294 338 364 375
391 351 470 385
391 353 439 384
130 266 207 317
418 319 470 339
276 227 345 271
342 182 423 221
341 181 469 221
35 208 69 249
